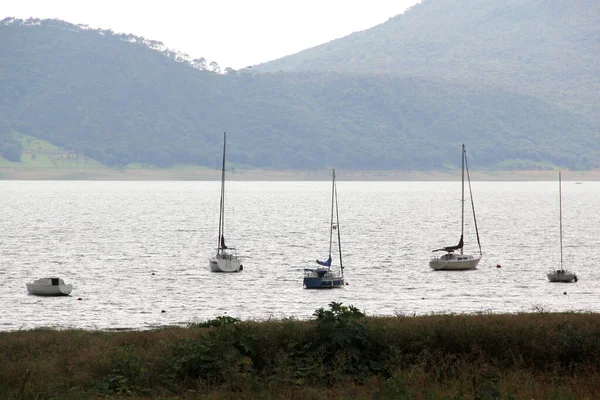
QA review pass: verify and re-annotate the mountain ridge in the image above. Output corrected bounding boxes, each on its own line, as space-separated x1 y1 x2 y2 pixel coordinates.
1 1 599 171
256 0 600 124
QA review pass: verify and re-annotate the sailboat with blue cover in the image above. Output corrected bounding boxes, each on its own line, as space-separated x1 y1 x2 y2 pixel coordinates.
303 168 345 289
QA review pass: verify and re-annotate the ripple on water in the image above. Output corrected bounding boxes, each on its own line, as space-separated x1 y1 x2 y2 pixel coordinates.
1 180 600 330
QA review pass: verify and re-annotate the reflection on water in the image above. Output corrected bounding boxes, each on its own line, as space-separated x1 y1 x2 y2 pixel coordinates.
1 180 599 331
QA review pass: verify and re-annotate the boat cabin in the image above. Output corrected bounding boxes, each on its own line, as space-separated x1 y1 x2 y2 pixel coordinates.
440 253 474 261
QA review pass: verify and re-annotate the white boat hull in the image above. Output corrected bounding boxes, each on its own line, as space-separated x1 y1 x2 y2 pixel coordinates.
430 254 481 270
26 278 72 296
547 270 577 283
209 255 242 272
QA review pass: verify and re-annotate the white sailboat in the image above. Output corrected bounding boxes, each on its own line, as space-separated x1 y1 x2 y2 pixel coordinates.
303 168 345 288
208 132 243 273
430 144 482 270
547 172 578 283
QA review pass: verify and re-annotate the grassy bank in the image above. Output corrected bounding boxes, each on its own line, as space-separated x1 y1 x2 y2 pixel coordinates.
2 304 600 399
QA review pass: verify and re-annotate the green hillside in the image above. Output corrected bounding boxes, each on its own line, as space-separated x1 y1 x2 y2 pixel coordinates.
256 0 600 125
0 133 101 168
1 11 599 171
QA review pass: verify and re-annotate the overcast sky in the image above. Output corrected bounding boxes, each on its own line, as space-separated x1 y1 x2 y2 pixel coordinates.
2 0 421 70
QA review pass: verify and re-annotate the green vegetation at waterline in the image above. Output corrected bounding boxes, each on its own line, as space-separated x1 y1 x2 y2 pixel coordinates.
0 133 101 169
2 303 600 399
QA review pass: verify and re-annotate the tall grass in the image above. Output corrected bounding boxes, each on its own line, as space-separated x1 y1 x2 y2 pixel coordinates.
1 305 600 399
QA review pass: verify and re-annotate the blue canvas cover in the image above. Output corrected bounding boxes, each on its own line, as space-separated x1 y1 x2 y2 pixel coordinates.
316 255 332 267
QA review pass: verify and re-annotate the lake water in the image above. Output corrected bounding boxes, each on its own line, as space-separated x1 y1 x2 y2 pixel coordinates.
1 180 599 331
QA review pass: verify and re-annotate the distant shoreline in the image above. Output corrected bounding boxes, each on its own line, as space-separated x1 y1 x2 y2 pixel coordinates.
1 166 600 181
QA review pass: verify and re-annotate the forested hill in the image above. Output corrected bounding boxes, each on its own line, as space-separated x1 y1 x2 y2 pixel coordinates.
256 0 600 126
1 16 599 171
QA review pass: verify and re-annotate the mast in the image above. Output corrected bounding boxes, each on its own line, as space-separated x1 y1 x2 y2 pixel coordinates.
559 171 563 269
334 169 343 276
217 132 226 253
461 144 465 255
328 168 335 258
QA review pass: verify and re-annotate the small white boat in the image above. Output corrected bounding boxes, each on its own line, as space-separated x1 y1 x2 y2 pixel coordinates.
208 132 243 273
26 277 73 296
547 172 578 283
430 144 482 271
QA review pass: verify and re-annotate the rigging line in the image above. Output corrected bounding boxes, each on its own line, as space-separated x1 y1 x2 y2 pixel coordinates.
334 168 343 275
464 148 482 256
328 168 335 258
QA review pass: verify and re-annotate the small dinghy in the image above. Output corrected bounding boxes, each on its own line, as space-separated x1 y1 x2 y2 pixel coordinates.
26 277 73 296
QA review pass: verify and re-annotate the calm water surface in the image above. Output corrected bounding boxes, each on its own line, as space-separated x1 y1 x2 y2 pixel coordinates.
1 180 599 331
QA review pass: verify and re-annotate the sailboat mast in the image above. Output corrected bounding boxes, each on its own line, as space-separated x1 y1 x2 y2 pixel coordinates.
461 144 465 255
218 132 226 252
328 168 335 258
559 171 563 269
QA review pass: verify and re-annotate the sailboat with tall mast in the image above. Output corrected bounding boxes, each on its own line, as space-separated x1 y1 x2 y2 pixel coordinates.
547 172 577 283
208 132 243 273
430 144 482 270
303 168 345 288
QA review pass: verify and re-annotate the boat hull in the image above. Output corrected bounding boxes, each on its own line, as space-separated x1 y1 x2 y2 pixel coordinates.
303 276 345 289
26 284 72 296
429 255 481 270
303 267 344 288
209 257 242 272
547 270 577 283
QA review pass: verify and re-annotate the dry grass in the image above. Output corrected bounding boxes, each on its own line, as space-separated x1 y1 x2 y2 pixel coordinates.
2 312 600 399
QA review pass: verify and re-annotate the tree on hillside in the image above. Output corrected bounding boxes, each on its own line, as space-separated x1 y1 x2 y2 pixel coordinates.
192 57 207 70
209 61 221 74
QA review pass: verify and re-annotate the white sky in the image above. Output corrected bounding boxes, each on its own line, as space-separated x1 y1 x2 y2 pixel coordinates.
2 0 420 70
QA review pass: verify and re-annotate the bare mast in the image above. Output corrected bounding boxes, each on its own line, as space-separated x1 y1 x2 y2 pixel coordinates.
461 144 465 255
559 171 563 269
217 132 226 254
